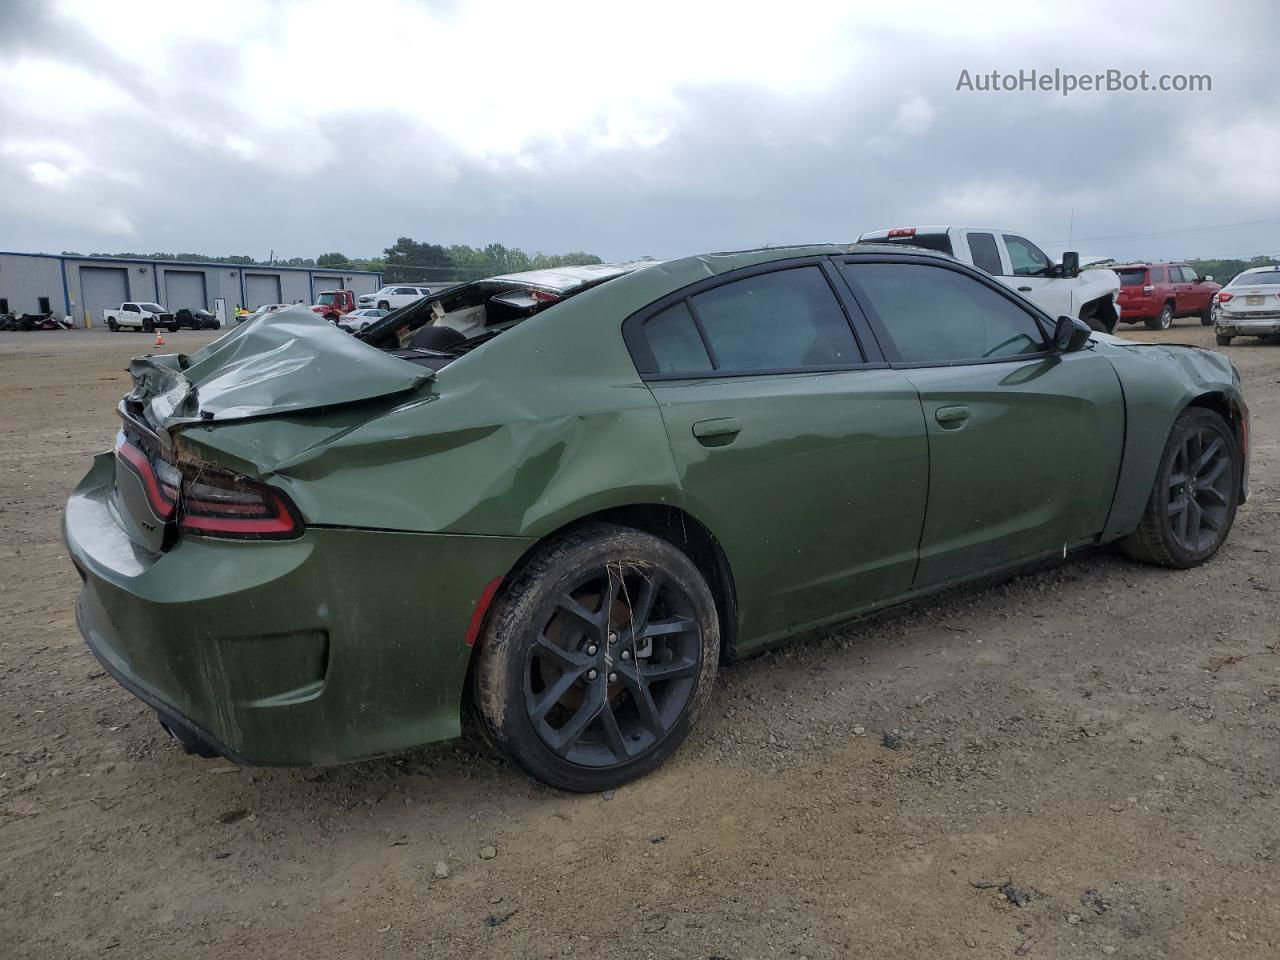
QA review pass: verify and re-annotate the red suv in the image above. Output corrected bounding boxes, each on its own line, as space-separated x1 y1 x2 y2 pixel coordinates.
1114 262 1221 330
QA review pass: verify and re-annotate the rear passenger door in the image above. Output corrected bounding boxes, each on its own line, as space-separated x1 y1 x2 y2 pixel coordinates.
838 256 1124 588
625 260 930 650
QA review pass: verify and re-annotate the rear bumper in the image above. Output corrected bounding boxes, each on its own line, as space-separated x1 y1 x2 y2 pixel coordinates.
1117 300 1159 320
66 452 533 766
1216 315 1280 336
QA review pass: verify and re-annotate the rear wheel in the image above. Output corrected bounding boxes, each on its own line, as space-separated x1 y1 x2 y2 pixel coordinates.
107 318 118 332
1121 407 1240 568
474 524 719 791
1200 304 1213 325
1216 333 1233 346
377 301 390 311
1145 303 1174 331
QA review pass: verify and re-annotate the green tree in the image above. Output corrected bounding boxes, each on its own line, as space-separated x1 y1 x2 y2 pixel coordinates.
383 237 454 283
316 252 348 268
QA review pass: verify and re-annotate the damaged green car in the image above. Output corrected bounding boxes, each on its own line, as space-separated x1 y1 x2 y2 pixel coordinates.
66 245 1250 791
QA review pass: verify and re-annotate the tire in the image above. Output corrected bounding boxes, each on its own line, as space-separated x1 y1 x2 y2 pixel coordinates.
1216 334 1233 346
1200 305 1213 326
168 323 179 333
1145 303 1174 331
473 523 720 791
142 318 155 333
1121 407 1240 569
377 301 390 311
107 319 118 332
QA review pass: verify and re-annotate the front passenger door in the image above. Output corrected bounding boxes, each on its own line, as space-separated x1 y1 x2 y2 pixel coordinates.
839 258 1125 588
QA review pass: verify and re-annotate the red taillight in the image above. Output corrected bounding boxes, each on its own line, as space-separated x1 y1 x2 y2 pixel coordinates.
1217 292 1234 303
115 432 177 520
887 227 916 238
178 469 303 540
116 430 302 540
528 289 560 303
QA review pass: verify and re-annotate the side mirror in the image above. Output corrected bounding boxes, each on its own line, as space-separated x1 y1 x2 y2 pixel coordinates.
1060 251 1080 279
1203 274 1214 282
1053 315 1092 352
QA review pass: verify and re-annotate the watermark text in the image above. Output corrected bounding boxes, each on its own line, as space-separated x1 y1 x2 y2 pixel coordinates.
956 68 1211 96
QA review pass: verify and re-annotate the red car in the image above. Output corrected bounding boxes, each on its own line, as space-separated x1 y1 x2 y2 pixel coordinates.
1114 262 1220 330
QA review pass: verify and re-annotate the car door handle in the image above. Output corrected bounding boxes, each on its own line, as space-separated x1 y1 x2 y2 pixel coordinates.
934 405 970 428
692 417 741 442
1017 285 1033 292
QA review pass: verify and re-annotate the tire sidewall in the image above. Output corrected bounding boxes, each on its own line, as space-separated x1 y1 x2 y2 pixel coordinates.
1159 304 1173 329
476 525 720 792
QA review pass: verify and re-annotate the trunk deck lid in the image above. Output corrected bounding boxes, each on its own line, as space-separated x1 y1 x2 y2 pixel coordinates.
127 307 432 435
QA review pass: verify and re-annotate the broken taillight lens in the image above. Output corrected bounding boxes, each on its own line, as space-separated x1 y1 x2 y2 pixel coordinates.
178 467 303 540
116 430 302 540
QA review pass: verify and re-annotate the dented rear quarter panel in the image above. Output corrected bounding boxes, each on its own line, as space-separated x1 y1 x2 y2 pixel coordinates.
176 248 852 540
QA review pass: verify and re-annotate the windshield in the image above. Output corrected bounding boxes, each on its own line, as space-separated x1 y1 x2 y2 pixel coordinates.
140 302 164 313
1230 270 1280 287
1116 269 1147 286
317 293 338 305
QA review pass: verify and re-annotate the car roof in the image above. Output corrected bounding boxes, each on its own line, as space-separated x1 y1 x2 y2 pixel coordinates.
485 261 663 293
1229 266 1280 281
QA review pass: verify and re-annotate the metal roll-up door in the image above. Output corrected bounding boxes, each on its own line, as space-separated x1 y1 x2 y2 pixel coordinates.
79 266 130 325
163 270 208 311
245 273 282 308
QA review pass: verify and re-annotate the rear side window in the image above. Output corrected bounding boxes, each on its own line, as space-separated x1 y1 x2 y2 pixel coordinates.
966 233 1002 274
843 262 1046 364
688 267 861 372
1151 266 1167 283
1117 269 1147 286
644 302 712 373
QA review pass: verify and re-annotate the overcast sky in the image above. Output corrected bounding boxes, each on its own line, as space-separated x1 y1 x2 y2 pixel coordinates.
2 0 1278 265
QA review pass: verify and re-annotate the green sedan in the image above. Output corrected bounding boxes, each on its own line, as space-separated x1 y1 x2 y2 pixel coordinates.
65 244 1250 791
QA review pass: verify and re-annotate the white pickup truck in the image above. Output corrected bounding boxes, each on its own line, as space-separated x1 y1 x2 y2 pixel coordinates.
103 301 176 333
857 226 1121 332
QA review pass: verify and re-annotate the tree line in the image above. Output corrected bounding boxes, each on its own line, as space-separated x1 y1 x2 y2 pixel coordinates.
61 238 604 284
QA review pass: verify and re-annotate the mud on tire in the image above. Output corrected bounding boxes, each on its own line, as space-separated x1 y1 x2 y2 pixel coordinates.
472 523 719 791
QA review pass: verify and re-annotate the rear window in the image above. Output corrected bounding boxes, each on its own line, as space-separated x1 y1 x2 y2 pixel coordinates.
1231 270 1280 286
869 233 953 255
1116 269 1148 286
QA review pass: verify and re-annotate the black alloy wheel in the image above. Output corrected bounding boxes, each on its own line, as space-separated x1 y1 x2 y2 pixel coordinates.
474 524 719 791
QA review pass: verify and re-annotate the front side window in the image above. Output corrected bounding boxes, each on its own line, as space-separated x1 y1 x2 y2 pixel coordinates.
688 266 861 372
842 262 1046 364
1002 235 1052 277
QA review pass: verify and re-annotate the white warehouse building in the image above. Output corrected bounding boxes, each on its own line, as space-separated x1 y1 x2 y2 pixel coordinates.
0 251 383 326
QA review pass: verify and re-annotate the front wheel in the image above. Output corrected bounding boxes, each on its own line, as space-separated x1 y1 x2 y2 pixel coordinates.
1216 333 1233 346
1200 305 1213 326
1121 407 1240 568
473 524 720 791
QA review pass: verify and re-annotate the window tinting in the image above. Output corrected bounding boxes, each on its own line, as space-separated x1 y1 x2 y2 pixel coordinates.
1002 235 1051 277
967 232 1002 274
644 301 712 373
1117 268 1147 287
1151 266 1167 283
843 262 1046 364
1230 270 1280 286
688 267 861 372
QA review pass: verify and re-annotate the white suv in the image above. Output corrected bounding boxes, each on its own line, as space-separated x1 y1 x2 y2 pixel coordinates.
358 286 433 311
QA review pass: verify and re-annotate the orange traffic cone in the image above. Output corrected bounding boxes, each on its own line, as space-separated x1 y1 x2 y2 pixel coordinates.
154 330 166 346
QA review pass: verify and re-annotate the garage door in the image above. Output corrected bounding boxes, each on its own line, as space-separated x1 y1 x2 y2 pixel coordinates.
79 266 130 326
313 276 343 299
163 270 207 311
245 273 282 308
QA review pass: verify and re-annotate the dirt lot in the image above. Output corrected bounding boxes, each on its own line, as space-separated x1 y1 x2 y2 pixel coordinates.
1 324 1277 959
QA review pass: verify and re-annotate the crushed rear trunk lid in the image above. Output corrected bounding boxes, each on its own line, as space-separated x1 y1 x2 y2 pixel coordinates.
127 307 432 433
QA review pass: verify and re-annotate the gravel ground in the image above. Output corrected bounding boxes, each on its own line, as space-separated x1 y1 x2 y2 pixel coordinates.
2 324 1277 959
